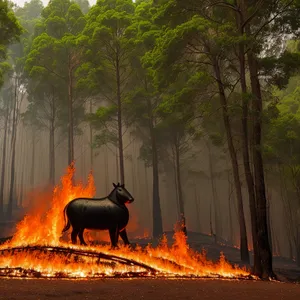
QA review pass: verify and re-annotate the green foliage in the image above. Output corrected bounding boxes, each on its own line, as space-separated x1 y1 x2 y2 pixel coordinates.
143 7 243 87
81 0 136 148
81 0 135 94
93 131 118 148
0 0 23 86
95 106 117 123
158 71 211 114
264 73 300 224
264 76 300 164
23 0 87 135
260 51 300 89
0 0 23 45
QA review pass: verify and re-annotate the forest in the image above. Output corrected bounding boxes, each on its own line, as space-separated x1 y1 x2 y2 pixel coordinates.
1 0 300 279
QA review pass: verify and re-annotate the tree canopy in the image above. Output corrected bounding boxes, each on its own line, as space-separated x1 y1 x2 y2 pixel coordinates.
0 0 23 86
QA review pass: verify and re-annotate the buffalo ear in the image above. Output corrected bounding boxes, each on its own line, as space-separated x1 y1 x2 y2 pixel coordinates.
113 183 117 188
117 182 120 186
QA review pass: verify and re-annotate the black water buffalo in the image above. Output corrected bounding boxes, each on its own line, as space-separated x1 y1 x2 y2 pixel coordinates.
62 182 134 248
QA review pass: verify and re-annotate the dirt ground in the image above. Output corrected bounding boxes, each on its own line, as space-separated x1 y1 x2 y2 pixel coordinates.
0 278 299 300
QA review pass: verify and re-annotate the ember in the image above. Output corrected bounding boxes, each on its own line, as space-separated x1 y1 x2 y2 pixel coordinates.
0 165 253 279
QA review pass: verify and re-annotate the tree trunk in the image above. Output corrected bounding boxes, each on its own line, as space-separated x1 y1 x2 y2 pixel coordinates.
270 210 280 256
280 165 297 260
151 133 163 238
174 137 187 235
144 163 151 228
68 62 74 167
172 149 180 218
131 157 135 193
247 49 274 278
30 130 36 189
227 169 234 245
207 142 221 241
104 146 109 194
193 180 201 233
8 127 17 218
297 222 300 267
287 231 294 261
7 81 18 220
213 57 250 263
280 182 294 259
146 96 163 239
7 149 15 214
131 140 135 195
49 120 55 186
238 48 257 266
19 166 24 208
89 99 93 169
116 52 125 184
297 245 300 267
18 131 26 207
266 193 273 254
48 95 56 186
0 102 9 217
234 1 256 265
209 201 215 239
116 150 119 182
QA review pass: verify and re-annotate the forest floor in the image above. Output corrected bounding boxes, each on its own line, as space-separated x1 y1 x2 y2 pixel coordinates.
0 231 300 299
0 277 300 300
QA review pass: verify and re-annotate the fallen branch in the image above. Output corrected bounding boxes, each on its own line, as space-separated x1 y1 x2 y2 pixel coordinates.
0 245 158 273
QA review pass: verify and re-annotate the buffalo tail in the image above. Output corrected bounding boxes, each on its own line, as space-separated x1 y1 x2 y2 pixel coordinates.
62 205 70 233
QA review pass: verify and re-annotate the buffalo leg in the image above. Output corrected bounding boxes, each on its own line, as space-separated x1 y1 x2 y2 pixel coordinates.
78 228 87 246
119 229 130 245
109 227 119 249
71 228 80 244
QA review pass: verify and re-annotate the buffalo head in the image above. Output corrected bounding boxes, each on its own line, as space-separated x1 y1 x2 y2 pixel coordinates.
112 182 134 204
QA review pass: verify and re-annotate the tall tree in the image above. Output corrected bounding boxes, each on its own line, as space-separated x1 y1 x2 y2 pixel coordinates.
82 0 136 184
148 0 300 278
122 0 165 237
6 27 30 219
0 83 12 217
144 0 250 263
22 80 61 187
218 0 300 278
25 0 87 168
154 83 202 235
264 74 300 265
6 56 27 219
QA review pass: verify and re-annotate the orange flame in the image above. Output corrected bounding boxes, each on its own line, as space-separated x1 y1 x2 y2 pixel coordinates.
0 165 252 279
8 164 95 247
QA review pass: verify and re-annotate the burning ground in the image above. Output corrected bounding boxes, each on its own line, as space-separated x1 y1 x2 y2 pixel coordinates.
0 166 252 279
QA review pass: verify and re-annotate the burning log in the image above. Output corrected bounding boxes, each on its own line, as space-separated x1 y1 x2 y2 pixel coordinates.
0 245 158 274
0 267 43 278
0 267 154 279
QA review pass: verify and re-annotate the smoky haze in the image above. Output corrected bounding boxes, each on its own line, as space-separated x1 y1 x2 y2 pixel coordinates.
0 94 287 255
1 0 299 279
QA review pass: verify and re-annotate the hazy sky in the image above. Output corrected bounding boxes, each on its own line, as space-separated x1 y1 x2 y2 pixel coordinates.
13 0 97 7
